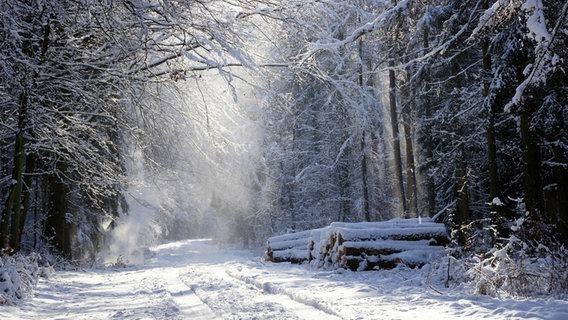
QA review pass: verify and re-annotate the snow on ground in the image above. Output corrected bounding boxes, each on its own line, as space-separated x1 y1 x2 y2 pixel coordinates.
1 239 568 319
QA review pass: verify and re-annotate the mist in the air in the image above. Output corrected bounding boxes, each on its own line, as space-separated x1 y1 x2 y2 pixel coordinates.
102 68 263 265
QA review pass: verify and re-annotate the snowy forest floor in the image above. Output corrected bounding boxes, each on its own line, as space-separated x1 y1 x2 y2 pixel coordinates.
2 239 568 320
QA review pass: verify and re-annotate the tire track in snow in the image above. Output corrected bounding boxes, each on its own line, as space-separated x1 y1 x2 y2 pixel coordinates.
180 267 297 319
6 268 185 320
159 267 218 320
224 265 344 320
179 265 342 320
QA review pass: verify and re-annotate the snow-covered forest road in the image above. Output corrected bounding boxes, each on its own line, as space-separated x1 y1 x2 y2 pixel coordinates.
2 239 567 320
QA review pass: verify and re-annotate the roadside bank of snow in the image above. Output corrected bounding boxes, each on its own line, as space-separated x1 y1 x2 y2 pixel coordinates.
226 258 568 319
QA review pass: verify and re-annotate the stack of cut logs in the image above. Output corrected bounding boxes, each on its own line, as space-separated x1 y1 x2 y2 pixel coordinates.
266 218 449 271
265 229 312 263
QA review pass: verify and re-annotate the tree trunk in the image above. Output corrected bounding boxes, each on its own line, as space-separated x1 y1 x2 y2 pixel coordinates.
45 162 69 257
456 141 471 246
337 125 351 222
518 97 548 244
358 34 370 221
403 114 418 218
361 134 370 221
402 69 418 218
2 92 28 253
520 107 544 221
481 0 499 245
421 23 436 218
388 61 408 218
555 143 568 243
482 1 499 201
17 152 36 250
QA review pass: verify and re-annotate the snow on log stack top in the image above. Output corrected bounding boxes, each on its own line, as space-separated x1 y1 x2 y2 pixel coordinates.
265 229 312 263
266 218 449 271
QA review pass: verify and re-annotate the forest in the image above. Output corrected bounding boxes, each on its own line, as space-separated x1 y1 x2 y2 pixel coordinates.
1 0 567 298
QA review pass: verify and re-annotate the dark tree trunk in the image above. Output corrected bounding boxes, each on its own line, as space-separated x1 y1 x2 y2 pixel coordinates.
403 113 418 218
2 92 28 253
337 124 351 222
15 153 36 251
555 143 568 243
361 134 370 221
456 138 471 246
520 107 544 221
402 69 418 218
358 34 370 221
481 0 500 245
421 24 436 218
484 45 498 199
389 61 408 218
44 162 69 257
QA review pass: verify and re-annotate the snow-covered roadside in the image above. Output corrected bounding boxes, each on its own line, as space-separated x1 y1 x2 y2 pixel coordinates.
1 239 568 319
227 260 568 319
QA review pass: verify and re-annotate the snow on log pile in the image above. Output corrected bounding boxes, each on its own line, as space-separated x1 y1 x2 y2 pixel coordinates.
265 229 312 263
266 218 448 271
266 227 333 263
325 218 449 271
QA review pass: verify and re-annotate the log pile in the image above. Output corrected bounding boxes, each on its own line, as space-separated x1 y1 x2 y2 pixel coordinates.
266 218 448 271
265 229 311 263
327 218 449 271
